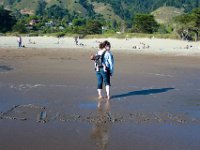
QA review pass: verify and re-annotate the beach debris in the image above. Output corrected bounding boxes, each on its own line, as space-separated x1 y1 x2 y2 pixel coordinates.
85 111 119 124
2 116 27 121
1 104 45 122
37 111 48 123
9 84 45 92
132 42 150 50
184 45 193 49
0 105 28 121
0 112 4 119
28 39 36 44
58 113 81 122
0 104 199 125
79 43 85 46
106 112 114 122
153 112 164 123
51 112 60 121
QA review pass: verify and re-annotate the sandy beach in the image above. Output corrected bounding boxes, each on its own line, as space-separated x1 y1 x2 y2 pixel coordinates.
0 37 200 150
0 36 200 55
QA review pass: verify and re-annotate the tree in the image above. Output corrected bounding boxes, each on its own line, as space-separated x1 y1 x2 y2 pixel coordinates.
85 20 102 34
46 5 69 19
12 20 27 33
175 8 200 41
192 8 200 31
132 14 159 33
7 0 15 5
74 20 102 34
36 0 47 16
0 6 16 33
195 0 199 8
72 18 86 27
79 0 95 17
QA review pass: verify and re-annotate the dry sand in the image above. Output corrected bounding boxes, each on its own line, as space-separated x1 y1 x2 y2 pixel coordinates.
1 36 200 56
0 40 200 150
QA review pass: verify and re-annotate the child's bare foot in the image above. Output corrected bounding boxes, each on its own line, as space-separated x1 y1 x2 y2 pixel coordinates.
98 95 103 100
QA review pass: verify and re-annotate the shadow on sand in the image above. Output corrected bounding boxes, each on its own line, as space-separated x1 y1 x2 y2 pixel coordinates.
0 65 13 72
112 88 175 99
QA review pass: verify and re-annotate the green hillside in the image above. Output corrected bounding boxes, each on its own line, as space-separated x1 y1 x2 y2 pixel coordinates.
0 0 38 10
152 7 184 24
0 0 199 22
92 2 123 23
0 0 199 40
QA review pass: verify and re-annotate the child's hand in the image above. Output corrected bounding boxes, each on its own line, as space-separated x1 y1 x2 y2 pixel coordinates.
90 54 95 60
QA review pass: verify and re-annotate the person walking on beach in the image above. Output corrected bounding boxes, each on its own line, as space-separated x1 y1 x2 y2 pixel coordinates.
17 36 22 47
74 36 79 45
91 41 114 101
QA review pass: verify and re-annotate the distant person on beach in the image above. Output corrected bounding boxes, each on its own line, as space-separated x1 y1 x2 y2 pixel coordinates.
74 36 79 45
17 36 22 47
91 41 114 101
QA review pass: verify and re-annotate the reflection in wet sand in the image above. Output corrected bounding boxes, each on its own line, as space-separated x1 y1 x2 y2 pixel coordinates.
90 101 112 150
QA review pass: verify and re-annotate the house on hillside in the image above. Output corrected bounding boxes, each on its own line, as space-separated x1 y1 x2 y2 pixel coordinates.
20 9 34 15
45 21 56 27
29 19 39 26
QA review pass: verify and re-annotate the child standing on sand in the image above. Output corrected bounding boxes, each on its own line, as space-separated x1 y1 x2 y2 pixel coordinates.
91 41 114 101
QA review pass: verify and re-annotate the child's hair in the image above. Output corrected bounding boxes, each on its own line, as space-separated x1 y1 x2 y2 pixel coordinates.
103 40 111 48
99 42 105 49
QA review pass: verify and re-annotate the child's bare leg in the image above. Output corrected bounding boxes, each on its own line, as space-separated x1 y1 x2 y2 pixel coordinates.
97 89 103 99
106 85 110 100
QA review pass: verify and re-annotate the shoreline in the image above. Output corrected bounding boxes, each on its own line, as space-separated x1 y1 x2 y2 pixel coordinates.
1 47 200 58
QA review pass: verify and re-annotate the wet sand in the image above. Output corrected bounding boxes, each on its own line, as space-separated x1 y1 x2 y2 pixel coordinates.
0 48 200 150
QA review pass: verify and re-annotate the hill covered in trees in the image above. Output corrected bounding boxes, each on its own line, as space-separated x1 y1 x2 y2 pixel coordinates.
0 0 199 40
1 0 199 21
